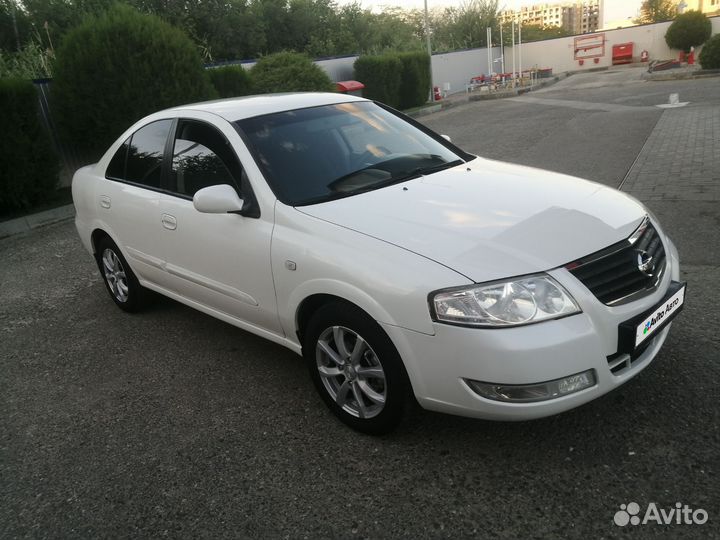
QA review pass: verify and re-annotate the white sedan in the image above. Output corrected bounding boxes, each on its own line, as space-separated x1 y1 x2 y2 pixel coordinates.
72 93 685 434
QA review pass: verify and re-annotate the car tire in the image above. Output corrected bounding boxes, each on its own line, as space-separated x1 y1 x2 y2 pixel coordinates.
95 236 149 312
303 302 412 435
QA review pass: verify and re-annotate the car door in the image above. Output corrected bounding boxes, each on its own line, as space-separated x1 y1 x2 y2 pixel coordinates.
158 117 282 334
100 119 173 286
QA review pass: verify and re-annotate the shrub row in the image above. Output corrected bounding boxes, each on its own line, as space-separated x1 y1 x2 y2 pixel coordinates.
0 78 59 212
208 53 334 99
354 51 431 110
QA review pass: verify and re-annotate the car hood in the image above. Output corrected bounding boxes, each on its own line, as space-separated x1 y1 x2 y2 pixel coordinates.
297 158 647 282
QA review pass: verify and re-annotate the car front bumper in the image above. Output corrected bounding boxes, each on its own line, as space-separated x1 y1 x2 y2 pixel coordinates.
382 237 682 421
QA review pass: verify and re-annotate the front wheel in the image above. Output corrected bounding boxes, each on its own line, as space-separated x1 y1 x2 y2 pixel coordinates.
303 303 412 435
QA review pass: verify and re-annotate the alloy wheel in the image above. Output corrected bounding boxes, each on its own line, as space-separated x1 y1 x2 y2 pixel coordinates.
316 326 387 419
102 248 129 303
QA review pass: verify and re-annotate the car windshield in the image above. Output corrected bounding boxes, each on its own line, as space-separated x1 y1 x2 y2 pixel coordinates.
235 102 467 206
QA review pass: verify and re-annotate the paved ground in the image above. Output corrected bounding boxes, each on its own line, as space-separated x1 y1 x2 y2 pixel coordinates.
2 68 719 539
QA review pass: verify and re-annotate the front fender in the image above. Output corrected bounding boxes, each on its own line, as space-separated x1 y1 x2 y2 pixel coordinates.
272 203 472 345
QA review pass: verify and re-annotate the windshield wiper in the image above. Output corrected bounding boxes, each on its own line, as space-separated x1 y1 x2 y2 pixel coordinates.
294 159 465 206
387 159 465 184
338 159 465 197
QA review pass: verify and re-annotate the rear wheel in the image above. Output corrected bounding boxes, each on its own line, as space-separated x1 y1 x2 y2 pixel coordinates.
96 236 149 312
303 302 411 435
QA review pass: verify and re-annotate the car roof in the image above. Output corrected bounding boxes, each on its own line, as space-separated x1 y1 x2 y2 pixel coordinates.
170 92 369 122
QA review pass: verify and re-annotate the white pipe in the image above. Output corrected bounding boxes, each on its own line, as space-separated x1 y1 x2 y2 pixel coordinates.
519 21 522 86
511 21 516 87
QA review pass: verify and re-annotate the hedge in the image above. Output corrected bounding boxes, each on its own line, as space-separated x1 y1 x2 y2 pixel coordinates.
699 34 720 69
51 4 216 160
353 54 403 108
0 78 59 212
354 52 431 109
251 52 335 94
397 52 431 109
208 65 254 98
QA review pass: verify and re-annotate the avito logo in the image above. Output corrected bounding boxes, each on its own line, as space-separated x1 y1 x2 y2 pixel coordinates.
614 502 708 526
643 297 681 335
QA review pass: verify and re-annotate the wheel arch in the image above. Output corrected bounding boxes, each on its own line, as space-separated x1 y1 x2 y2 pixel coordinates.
293 284 397 343
90 228 112 257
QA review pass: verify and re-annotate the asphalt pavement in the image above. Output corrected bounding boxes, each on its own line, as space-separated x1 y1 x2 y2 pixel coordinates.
2 67 719 539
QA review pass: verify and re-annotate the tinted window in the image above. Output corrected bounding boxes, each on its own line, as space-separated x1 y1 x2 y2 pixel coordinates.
106 137 129 179
170 120 242 197
125 119 172 189
236 102 463 206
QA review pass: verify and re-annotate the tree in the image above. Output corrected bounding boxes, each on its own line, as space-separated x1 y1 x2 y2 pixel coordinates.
51 4 215 159
665 10 712 52
510 24 569 43
429 0 499 52
0 0 30 51
635 0 677 24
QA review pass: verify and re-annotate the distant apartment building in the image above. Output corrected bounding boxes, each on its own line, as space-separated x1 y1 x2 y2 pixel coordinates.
679 0 720 16
499 1 603 35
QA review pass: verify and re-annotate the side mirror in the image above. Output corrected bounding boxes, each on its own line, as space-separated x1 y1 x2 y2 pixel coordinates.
193 184 244 214
440 134 452 143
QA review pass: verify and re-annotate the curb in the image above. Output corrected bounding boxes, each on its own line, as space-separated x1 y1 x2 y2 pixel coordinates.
0 203 75 240
406 72 568 117
642 69 720 81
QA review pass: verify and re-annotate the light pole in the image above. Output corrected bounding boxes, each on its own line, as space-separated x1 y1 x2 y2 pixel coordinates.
424 0 434 102
499 23 505 77
486 27 492 76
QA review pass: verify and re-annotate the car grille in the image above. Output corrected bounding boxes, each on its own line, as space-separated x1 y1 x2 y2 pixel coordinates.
566 217 666 305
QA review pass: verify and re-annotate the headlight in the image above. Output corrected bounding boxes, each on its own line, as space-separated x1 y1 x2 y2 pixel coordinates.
430 274 581 327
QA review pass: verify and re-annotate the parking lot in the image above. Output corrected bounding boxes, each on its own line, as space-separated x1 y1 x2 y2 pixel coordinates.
2 68 719 538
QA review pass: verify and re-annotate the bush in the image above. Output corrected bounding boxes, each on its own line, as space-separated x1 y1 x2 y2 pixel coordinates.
665 10 712 52
51 4 216 160
207 65 254 98
251 52 334 94
397 52 431 109
353 54 403 109
0 78 59 212
354 52 431 110
699 34 720 69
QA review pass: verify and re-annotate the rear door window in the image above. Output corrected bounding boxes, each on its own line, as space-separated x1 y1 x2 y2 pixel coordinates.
114 119 172 190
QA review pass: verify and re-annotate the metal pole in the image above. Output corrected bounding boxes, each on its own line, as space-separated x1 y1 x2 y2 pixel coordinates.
499 23 505 79
486 28 491 76
425 0 434 102
511 21 516 87
519 21 522 87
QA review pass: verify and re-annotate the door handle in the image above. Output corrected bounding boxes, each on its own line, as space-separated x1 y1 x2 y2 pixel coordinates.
161 214 177 230
99 195 111 209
